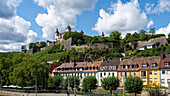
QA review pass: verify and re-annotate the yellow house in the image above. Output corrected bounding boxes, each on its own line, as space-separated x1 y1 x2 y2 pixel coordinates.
139 56 161 86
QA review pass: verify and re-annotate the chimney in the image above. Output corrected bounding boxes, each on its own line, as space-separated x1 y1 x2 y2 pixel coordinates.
120 58 123 61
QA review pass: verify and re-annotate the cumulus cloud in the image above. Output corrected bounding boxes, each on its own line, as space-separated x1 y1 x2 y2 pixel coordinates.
145 0 170 14
34 0 97 40
93 0 148 38
156 23 170 38
147 20 154 29
0 0 39 52
0 16 39 52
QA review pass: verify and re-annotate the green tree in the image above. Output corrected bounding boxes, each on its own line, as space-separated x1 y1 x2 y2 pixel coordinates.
149 28 156 35
39 41 47 48
155 42 160 47
101 76 119 94
29 43 35 49
168 33 170 42
21 45 26 51
48 76 62 89
125 76 143 96
64 76 80 90
165 46 170 54
82 76 98 92
77 39 83 45
109 31 121 41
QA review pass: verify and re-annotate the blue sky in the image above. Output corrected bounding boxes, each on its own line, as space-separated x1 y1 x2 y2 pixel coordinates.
0 0 170 52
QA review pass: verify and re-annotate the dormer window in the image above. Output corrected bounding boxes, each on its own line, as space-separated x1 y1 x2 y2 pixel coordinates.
142 64 147 68
121 65 124 69
104 66 108 69
152 63 157 67
134 64 138 68
125 65 128 69
165 62 169 66
129 65 132 68
113 66 116 70
109 66 112 70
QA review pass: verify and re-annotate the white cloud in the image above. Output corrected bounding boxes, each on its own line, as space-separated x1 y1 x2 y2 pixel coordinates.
93 0 148 38
147 20 154 29
0 16 39 52
34 0 97 40
145 0 170 14
156 23 170 38
0 0 39 52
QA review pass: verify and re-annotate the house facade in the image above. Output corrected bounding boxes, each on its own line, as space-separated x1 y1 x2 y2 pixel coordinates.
160 54 170 89
98 60 120 86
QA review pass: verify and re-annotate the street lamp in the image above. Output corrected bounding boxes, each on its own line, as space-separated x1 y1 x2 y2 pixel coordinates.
73 61 77 96
35 75 37 96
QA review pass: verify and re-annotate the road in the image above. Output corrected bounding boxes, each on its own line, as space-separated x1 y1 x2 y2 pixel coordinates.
0 91 83 96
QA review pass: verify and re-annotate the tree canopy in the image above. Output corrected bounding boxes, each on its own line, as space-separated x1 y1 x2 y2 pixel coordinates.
82 76 98 92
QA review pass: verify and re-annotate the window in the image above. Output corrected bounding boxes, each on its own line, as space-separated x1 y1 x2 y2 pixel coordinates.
134 72 136 76
88 68 90 70
92 68 93 70
152 63 157 67
125 65 128 69
113 66 116 70
129 72 131 76
161 79 165 83
125 72 127 77
165 62 169 66
104 66 108 69
109 66 112 70
100 67 103 70
149 78 152 82
142 78 146 82
162 70 165 74
129 65 132 68
149 71 152 75
154 78 157 82
112 73 114 76
100 73 102 77
167 79 170 83
142 64 147 68
141 71 146 77
120 78 122 83
104 72 106 76
120 72 123 76
154 71 157 75
109 73 110 76
134 64 138 68
121 65 124 69
79 68 82 71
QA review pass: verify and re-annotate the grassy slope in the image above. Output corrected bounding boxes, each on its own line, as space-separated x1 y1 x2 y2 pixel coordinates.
31 49 68 61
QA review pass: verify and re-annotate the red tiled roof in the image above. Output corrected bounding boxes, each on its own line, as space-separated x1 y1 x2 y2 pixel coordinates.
160 54 170 69
101 60 120 66
87 61 101 67
56 62 88 69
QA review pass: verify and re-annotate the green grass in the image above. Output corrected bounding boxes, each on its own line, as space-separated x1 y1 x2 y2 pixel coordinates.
31 49 68 61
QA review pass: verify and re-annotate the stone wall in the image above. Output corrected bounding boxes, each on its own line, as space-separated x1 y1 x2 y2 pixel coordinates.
89 42 119 50
71 45 89 52
136 36 168 48
25 48 40 55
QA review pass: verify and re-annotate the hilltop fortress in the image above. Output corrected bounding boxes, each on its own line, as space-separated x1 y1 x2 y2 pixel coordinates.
25 26 168 55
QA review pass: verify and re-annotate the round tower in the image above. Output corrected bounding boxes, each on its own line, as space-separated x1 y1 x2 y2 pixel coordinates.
55 28 60 40
66 25 71 32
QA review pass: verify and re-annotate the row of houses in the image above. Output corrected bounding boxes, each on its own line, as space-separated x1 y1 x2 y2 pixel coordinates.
52 54 170 88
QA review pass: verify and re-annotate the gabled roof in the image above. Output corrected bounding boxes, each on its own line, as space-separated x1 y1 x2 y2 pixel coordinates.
160 54 170 69
57 62 88 69
101 60 120 66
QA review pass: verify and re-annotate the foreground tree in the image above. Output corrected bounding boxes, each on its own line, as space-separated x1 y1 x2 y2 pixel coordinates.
64 76 80 90
101 76 119 94
125 76 143 96
48 76 62 89
145 83 168 96
82 76 98 92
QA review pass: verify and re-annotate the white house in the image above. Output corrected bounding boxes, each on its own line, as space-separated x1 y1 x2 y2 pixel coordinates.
98 60 120 86
160 54 170 89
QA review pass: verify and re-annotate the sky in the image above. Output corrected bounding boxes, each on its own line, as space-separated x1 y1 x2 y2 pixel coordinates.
0 0 170 52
